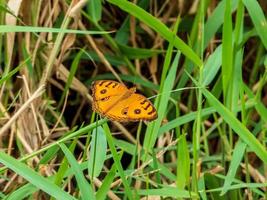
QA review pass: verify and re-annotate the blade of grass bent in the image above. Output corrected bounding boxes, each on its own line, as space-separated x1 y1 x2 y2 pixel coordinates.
59 143 95 200
102 123 133 200
88 126 107 178
4 183 37 200
0 119 107 173
220 140 247 195
96 153 122 200
188 74 267 163
107 0 202 67
143 52 180 153
143 18 179 155
0 151 76 200
242 0 267 48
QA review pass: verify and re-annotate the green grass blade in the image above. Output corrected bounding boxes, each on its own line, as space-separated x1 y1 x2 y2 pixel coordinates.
221 0 233 94
0 25 109 34
58 49 83 107
87 0 102 23
159 107 216 135
0 57 29 85
107 0 202 67
220 140 247 195
242 0 267 48
96 153 122 200
0 151 76 200
188 78 267 163
176 133 190 189
59 143 95 200
102 123 133 200
137 187 197 198
88 126 107 178
243 84 267 122
5 183 37 200
204 0 238 47
143 52 180 152
203 45 222 86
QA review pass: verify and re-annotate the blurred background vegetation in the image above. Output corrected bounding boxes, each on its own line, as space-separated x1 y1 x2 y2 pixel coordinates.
0 0 266 199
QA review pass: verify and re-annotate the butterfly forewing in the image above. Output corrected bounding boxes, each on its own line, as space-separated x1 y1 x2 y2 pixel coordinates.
92 80 128 100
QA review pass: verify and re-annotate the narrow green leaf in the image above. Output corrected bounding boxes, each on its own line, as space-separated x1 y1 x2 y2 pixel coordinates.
59 143 95 200
58 49 83 107
96 154 121 200
137 187 197 198
203 45 222 86
159 107 216 135
107 0 202 67
88 0 102 23
204 0 239 47
176 134 190 189
102 123 133 200
88 126 107 177
5 183 37 200
197 85 267 163
222 0 233 94
144 52 180 152
0 151 76 200
243 0 267 48
0 57 28 85
221 140 247 195
0 25 109 34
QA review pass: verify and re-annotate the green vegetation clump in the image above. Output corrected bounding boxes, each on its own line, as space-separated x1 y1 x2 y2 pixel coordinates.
0 0 266 199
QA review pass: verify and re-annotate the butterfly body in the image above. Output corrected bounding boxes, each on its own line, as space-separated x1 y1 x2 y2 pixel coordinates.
91 80 157 122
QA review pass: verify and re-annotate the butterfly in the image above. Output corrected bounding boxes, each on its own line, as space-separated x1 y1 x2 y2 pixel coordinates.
91 80 158 122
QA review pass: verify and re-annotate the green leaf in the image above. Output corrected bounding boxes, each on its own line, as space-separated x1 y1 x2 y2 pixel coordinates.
221 140 247 195
137 187 197 198
144 52 180 152
5 183 37 200
176 134 190 189
0 25 108 34
107 0 202 67
96 154 121 200
0 151 76 200
102 123 133 200
88 0 102 23
222 0 233 94
243 0 267 48
59 143 95 200
189 77 267 163
88 126 107 177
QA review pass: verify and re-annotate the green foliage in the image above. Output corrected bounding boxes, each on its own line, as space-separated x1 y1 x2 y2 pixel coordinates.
0 0 266 199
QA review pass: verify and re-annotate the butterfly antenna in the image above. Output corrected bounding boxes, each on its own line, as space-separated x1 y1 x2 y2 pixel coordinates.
147 86 203 100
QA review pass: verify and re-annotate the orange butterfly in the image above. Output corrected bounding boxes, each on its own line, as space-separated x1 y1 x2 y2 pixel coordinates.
91 80 158 122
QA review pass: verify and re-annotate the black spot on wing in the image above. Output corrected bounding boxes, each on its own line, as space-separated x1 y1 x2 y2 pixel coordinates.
100 89 107 94
134 109 141 114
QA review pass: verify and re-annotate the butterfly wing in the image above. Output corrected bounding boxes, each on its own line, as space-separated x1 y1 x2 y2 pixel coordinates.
91 80 157 122
105 93 158 122
91 80 129 115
